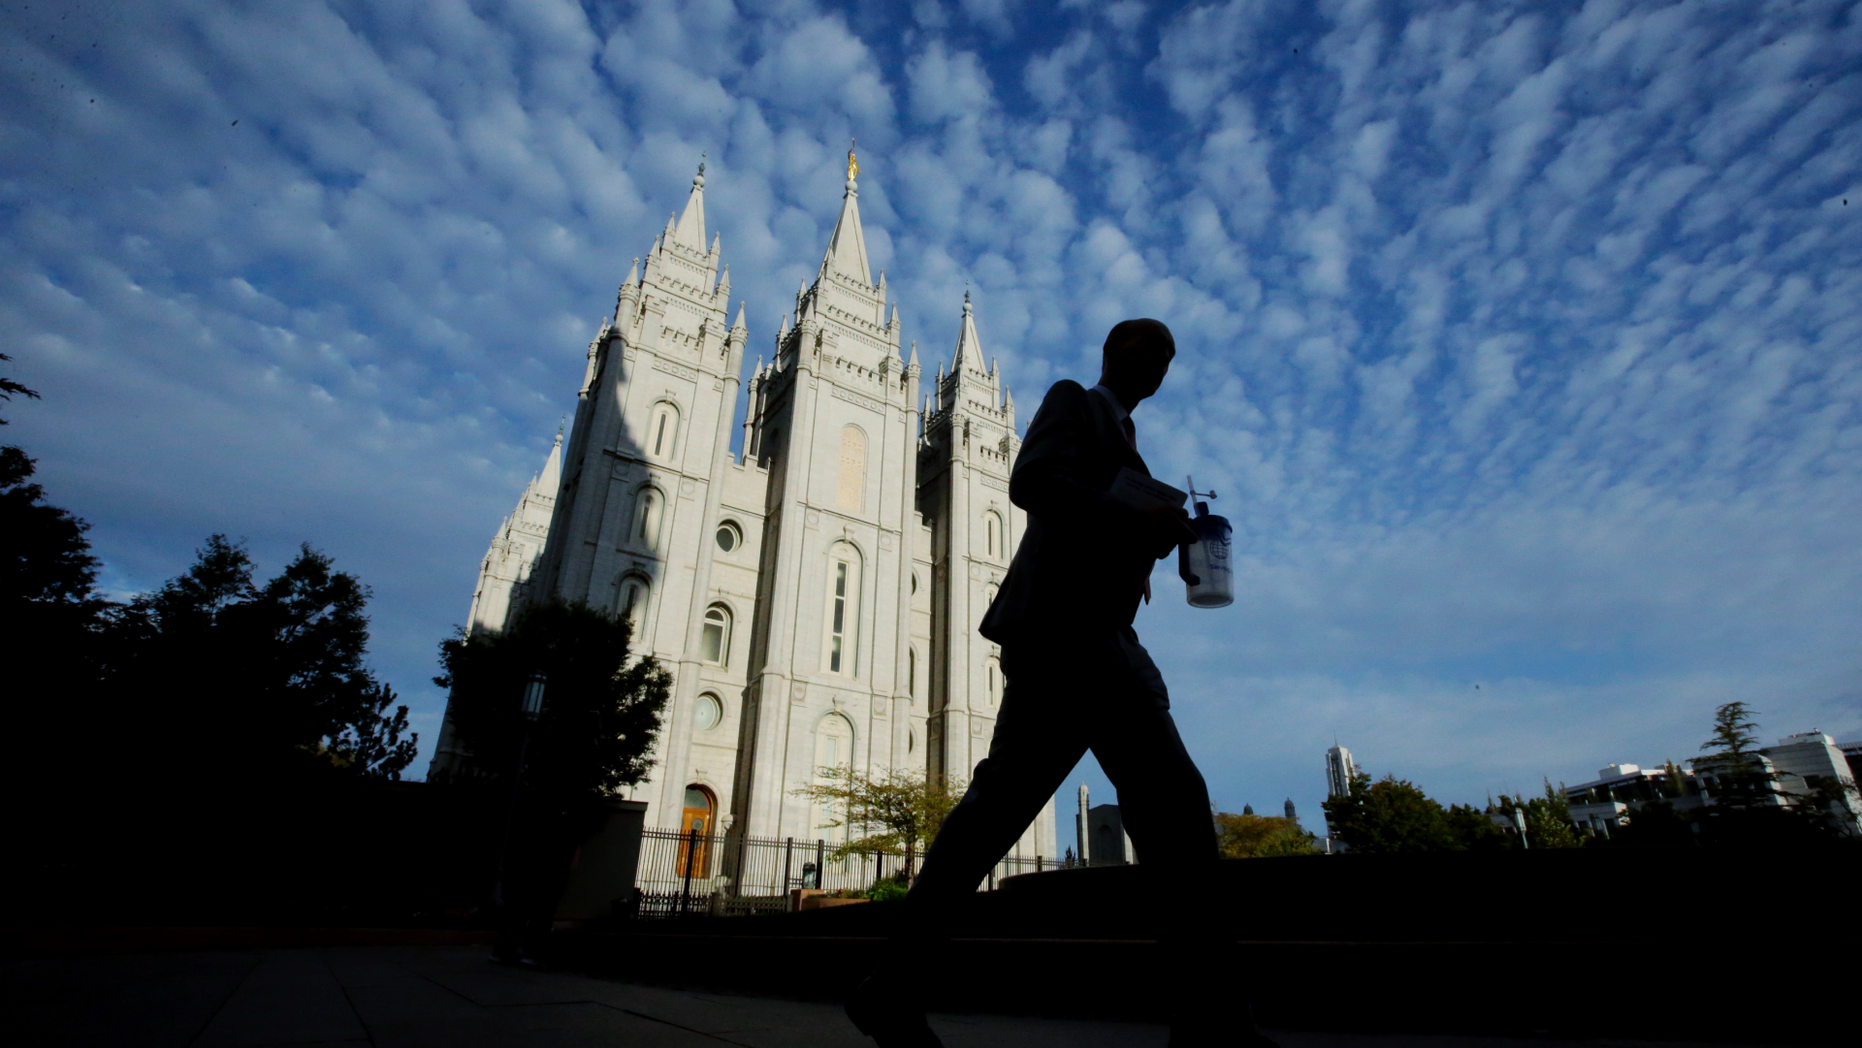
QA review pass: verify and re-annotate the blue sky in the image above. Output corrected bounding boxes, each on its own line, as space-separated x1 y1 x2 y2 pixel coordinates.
4 0 1860 832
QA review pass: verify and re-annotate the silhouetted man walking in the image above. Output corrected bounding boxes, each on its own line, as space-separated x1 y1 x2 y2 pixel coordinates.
847 320 1273 1048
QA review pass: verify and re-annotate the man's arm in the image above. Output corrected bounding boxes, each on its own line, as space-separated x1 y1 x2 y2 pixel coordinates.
1010 382 1190 556
1008 381 1125 525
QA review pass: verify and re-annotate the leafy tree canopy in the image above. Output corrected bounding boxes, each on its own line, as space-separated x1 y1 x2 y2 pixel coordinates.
105 536 418 781
1 445 106 619
1323 773 1465 853
1214 810 1317 858
793 765 965 866
1486 781 1584 849
1693 700 1794 810
433 600 670 801
1 351 39 423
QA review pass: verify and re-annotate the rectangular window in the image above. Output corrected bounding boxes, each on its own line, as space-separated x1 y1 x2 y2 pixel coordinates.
829 561 847 672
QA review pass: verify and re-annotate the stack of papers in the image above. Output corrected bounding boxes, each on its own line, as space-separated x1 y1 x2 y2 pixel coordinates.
1107 467 1187 511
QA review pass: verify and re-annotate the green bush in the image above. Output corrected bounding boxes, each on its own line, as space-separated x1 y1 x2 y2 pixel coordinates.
865 872 909 902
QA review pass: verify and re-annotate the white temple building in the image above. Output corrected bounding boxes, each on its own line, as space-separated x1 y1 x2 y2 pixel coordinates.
430 149 1059 866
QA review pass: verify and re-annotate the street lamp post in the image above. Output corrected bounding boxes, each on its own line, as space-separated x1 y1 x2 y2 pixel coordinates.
492 673 547 963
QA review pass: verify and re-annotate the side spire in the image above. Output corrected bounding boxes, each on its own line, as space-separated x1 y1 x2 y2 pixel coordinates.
537 428 565 495
822 141 872 286
672 155 707 251
951 289 982 373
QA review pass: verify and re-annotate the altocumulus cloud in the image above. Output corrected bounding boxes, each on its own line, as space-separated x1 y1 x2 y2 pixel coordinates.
2 1 1858 823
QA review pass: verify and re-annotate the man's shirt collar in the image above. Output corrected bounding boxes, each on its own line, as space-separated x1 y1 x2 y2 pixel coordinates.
1088 383 1130 424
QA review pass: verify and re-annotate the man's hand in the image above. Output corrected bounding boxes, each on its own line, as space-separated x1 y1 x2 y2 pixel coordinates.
1137 504 1197 560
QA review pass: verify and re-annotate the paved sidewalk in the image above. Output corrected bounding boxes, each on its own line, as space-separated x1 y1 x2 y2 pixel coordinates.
3 944 1759 1048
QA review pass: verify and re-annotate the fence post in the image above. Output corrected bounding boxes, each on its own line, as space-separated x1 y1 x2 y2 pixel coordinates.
680 825 699 917
1036 854 1043 872
783 837 794 895
815 839 825 889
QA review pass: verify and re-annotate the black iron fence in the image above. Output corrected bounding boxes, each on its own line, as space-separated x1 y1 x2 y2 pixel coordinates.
630 827 1060 918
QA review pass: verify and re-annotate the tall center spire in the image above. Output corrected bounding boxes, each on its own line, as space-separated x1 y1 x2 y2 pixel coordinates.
822 141 871 287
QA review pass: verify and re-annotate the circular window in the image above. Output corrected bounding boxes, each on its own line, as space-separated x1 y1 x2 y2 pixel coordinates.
695 693 722 731
715 521 741 552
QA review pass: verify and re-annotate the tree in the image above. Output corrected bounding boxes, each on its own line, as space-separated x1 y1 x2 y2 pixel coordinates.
1443 802 1508 850
1694 701 1793 809
1 351 39 425
433 599 670 800
1322 772 1463 853
4 442 113 843
1485 781 1583 849
1213 810 1317 858
792 765 966 872
1687 702 1853 848
1 447 105 618
103 536 419 781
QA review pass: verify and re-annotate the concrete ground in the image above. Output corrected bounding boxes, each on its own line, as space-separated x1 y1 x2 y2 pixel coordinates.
3 944 1764 1048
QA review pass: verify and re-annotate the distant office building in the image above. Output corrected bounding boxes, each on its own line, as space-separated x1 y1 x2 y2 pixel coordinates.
1087 803 1133 865
1284 798 1297 822
1075 784 1133 865
1761 731 1862 825
1841 740 1862 782
1564 731 1862 835
1326 745 1356 798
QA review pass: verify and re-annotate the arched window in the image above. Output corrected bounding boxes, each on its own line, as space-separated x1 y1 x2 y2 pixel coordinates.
907 647 917 698
633 487 664 550
986 658 1003 706
837 425 866 512
694 692 723 731
812 713 854 842
700 603 731 666
616 575 650 635
986 511 1002 558
648 401 680 460
823 542 862 676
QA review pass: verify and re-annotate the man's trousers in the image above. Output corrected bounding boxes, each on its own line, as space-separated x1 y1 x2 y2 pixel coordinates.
906 624 1220 943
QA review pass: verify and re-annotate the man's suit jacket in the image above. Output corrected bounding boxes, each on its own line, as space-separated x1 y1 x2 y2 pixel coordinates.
979 380 1159 645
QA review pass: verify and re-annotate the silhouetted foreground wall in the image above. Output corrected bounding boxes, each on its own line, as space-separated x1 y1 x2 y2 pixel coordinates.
549 849 1853 1044
10 779 506 928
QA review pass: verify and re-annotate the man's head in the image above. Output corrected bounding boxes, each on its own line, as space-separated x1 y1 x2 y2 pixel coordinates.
1098 318 1176 410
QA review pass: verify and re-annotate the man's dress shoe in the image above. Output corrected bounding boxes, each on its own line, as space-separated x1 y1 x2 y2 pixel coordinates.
845 976 943 1048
